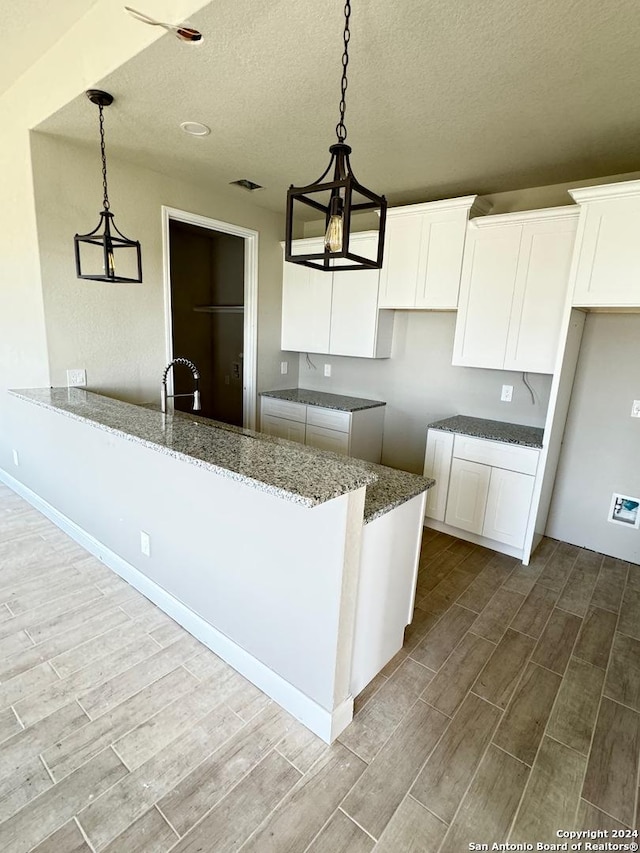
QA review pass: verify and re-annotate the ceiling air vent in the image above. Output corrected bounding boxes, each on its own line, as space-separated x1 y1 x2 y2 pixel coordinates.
230 179 263 192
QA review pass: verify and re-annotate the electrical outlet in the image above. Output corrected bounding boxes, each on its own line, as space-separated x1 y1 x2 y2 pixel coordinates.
280 361 288 375
66 369 87 387
324 363 332 378
140 531 151 557
501 384 513 402
631 400 640 418
12 450 19 467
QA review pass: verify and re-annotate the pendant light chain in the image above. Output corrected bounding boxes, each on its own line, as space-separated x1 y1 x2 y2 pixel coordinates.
98 104 110 211
336 0 351 142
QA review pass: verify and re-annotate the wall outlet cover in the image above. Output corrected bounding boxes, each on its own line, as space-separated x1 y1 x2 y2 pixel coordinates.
140 531 151 556
324 364 332 378
280 361 288 375
631 400 640 418
501 384 513 402
66 369 87 387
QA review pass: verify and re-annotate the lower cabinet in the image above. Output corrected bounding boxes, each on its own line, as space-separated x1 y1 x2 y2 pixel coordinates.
445 458 491 534
260 396 385 463
424 429 539 556
260 414 306 444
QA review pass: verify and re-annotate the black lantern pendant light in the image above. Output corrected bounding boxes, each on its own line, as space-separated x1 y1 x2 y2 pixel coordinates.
74 90 142 283
285 1 387 271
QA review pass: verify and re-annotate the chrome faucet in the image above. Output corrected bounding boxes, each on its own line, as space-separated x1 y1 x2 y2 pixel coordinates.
161 357 201 413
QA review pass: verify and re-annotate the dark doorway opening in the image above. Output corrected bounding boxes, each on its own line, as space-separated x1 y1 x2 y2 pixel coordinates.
169 220 245 427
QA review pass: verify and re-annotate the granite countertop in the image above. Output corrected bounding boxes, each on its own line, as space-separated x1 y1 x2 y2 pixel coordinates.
11 388 431 521
427 415 544 449
260 388 386 412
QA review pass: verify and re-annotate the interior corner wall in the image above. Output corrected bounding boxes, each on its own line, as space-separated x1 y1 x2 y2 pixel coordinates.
546 313 640 564
30 132 295 409
298 312 553 474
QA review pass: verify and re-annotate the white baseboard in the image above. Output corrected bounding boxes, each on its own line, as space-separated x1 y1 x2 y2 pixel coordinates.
0 467 351 743
424 516 525 562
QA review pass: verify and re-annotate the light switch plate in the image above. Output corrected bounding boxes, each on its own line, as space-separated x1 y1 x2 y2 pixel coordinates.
631 400 640 418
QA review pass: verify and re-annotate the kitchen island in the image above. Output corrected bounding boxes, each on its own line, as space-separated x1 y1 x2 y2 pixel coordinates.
4 388 432 742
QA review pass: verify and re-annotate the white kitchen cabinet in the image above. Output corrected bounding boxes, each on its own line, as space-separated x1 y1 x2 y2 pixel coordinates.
305 424 350 455
281 234 393 358
379 196 490 309
260 395 385 463
482 467 536 548
570 180 640 308
423 428 540 558
445 457 491 534
281 250 332 353
260 414 306 443
452 207 579 373
423 429 454 522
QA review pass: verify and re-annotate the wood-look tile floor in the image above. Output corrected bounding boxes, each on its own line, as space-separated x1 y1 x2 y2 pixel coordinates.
0 481 637 852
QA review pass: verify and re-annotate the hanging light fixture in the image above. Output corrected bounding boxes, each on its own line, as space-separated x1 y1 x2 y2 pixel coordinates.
74 90 142 283
284 1 387 272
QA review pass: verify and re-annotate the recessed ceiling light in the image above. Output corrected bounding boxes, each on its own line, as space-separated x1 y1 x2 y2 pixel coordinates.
180 121 210 137
230 179 264 192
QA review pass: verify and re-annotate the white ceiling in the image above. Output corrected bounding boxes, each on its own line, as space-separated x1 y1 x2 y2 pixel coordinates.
0 0 100 96
35 0 640 215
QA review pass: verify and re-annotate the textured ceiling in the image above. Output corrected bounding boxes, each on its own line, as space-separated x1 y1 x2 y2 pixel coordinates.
36 0 640 215
0 0 100 96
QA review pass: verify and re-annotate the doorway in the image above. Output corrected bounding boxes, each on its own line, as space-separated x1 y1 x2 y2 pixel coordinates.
162 207 258 429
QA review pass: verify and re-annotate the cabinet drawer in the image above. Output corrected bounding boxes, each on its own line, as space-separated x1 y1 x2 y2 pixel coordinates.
305 424 350 455
305 406 351 433
261 397 306 423
453 435 539 475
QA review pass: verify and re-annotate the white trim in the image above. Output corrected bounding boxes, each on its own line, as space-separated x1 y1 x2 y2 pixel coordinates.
0 468 351 744
569 179 640 204
470 205 579 228
385 195 490 218
161 206 259 430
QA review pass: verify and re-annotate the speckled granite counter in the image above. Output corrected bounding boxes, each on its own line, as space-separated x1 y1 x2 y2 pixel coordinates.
11 388 431 521
260 388 385 412
427 415 544 449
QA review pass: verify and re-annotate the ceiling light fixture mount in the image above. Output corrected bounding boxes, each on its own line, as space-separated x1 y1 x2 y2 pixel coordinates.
74 90 142 284
180 121 211 136
284 0 386 272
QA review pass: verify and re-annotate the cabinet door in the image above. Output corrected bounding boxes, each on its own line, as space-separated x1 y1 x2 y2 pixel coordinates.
330 236 385 357
305 424 350 455
415 212 469 309
261 414 306 443
423 429 454 522
452 224 522 369
281 242 332 353
504 219 577 373
483 468 535 548
573 196 640 307
378 215 423 308
444 458 491 534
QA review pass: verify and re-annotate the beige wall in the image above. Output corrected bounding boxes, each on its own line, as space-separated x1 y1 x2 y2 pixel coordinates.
298 313 552 473
30 133 292 406
0 0 212 472
546 313 640 563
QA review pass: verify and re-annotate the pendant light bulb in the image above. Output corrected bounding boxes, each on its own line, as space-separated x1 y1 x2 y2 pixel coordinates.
107 246 115 277
325 196 344 253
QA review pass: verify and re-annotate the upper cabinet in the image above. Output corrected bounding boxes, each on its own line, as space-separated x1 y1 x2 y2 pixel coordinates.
570 180 640 308
452 207 579 373
281 233 394 358
378 196 491 309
